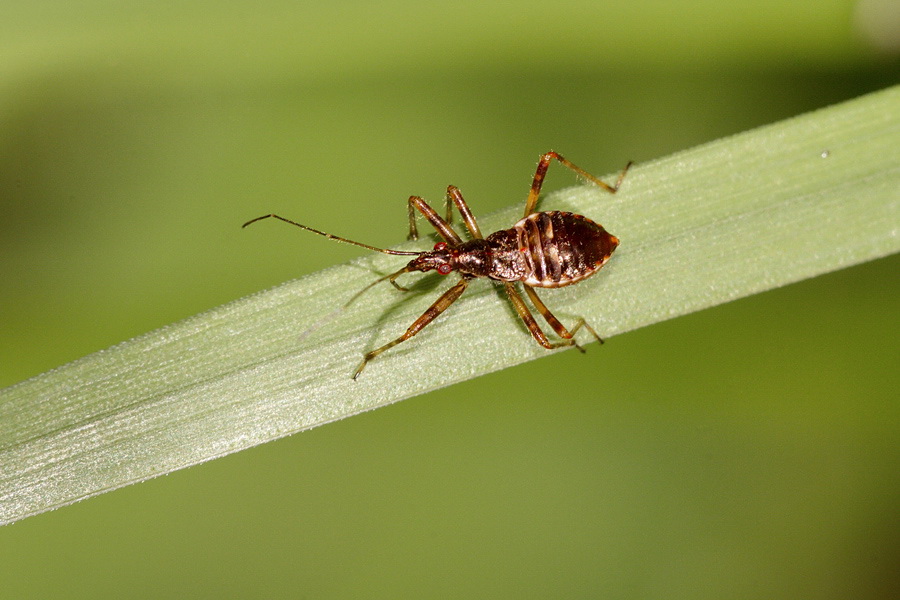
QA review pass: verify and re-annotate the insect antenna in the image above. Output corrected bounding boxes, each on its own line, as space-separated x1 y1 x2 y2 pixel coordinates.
244 213 424 342
242 214 422 256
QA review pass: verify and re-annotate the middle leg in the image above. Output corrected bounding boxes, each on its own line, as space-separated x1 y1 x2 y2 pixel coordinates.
443 186 483 239
523 285 603 351
503 282 582 351
407 196 463 245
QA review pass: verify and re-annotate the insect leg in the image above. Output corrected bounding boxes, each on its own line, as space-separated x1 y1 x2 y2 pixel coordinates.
503 282 580 350
523 285 603 351
353 276 471 379
444 186 483 239
523 151 633 217
407 196 464 245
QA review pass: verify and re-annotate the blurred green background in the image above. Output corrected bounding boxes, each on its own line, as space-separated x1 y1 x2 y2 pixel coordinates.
1 1 898 598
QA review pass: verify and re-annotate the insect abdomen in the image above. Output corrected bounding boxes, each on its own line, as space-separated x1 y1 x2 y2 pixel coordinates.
516 211 618 288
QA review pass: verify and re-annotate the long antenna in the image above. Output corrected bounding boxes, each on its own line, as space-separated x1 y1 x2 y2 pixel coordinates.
242 213 422 256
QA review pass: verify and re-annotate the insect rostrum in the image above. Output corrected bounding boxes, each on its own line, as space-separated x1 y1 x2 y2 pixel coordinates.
244 151 631 379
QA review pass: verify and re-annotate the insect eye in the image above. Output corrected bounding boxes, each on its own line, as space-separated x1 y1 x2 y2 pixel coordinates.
433 242 447 251
437 264 452 275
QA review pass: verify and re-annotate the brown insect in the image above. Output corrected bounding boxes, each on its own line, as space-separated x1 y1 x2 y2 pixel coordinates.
244 151 631 379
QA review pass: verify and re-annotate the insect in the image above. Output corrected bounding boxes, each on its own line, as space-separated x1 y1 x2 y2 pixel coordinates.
244 151 631 379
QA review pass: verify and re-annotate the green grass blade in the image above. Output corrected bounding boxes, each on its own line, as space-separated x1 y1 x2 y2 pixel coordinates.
1 85 898 526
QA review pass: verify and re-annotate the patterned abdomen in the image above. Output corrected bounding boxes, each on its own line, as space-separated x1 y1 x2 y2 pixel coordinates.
515 211 619 288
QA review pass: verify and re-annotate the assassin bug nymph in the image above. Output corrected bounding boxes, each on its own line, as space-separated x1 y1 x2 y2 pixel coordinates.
244 151 631 379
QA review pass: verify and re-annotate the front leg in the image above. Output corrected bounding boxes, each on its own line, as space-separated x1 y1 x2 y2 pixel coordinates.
354 276 471 379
